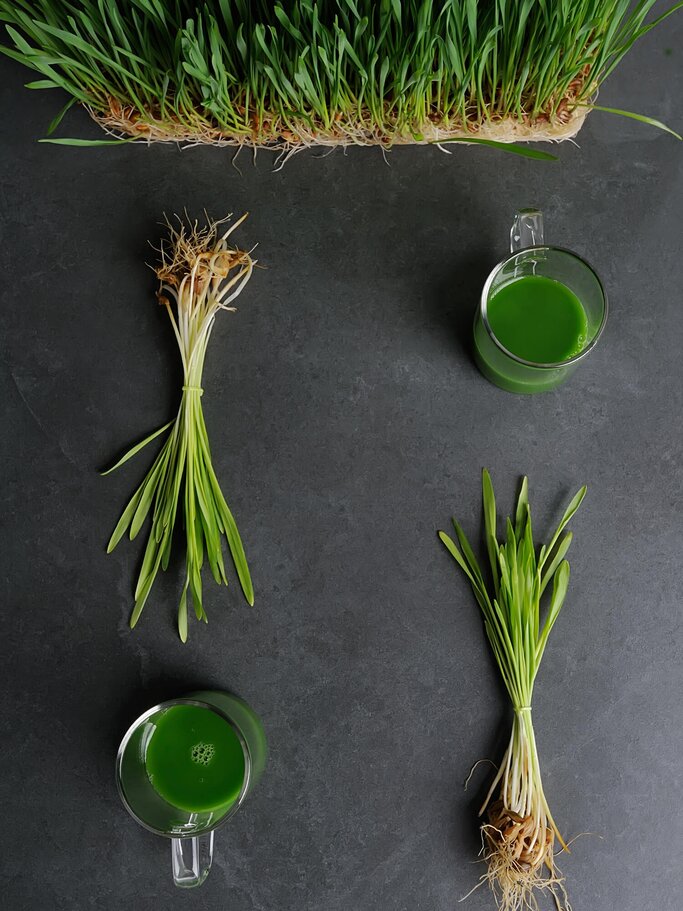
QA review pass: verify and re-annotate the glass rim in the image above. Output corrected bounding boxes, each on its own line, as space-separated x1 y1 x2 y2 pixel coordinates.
115 697 253 839
480 244 609 370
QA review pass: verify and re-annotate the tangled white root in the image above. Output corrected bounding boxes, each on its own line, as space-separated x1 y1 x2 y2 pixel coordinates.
463 710 573 911
477 799 570 911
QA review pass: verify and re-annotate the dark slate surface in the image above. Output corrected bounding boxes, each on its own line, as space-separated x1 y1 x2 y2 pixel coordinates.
1 18 682 911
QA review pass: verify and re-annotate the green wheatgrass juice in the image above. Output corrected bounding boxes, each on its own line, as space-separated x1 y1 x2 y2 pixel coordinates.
145 704 245 813
488 275 588 363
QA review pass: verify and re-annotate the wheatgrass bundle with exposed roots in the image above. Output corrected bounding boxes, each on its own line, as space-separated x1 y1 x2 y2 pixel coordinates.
1 1 681 153
439 471 587 911
105 214 255 642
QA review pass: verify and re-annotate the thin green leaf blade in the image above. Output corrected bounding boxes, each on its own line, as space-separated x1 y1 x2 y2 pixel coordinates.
102 420 174 475
25 80 60 89
439 530 476 583
106 486 144 553
452 520 485 587
178 581 189 643
39 137 139 147
134 532 162 601
537 559 570 663
130 545 162 628
434 137 558 160
219 499 254 605
46 97 76 136
129 474 160 540
439 530 493 615
482 469 500 596
514 477 529 543
540 485 586 569
540 532 573 595
584 104 681 140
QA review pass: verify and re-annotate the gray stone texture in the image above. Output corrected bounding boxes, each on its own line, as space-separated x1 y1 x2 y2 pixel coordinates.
1 18 682 911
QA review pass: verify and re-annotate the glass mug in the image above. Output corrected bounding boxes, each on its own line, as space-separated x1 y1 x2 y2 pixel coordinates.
473 208 608 393
116 690 268 888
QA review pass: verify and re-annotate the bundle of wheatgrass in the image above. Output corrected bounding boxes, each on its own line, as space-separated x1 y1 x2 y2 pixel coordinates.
1 1 680 152
104 214 255 642
439 471 586 911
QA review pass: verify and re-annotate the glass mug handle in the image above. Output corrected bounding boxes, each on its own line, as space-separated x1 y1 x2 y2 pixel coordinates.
171 832 214 888
510 208 544 252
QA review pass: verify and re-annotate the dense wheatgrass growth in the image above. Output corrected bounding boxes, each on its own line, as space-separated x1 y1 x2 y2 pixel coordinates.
1 1 680 148
439 471 586 911
105 215 255 642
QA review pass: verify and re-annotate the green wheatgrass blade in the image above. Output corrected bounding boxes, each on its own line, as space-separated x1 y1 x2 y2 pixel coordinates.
2 2 679 148
194 459 220 546
38 137 138 146
155 419 185 534
451 521 487 591
45 95 75 135
514 476 529 542
106 484 144 553
536 560 571 663
134 526 163 602
196 485 225 586
106 434 173 551
128 472 162 541
438 471 586 910
105 213 257 639
482 468 499 597
539 532 573 595
216 494 255 606
579 104 682 139
101 419 174 475
438 531 482 594
160 519 174 572
193 511 205 569
178 580 189 643
131 538 164 626
25 79 61 88
434 137 558 160
539 485 587 571
196 416 254 605
189 560 204 621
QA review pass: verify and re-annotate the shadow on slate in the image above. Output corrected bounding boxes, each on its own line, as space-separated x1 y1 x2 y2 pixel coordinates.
443 706 510 856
